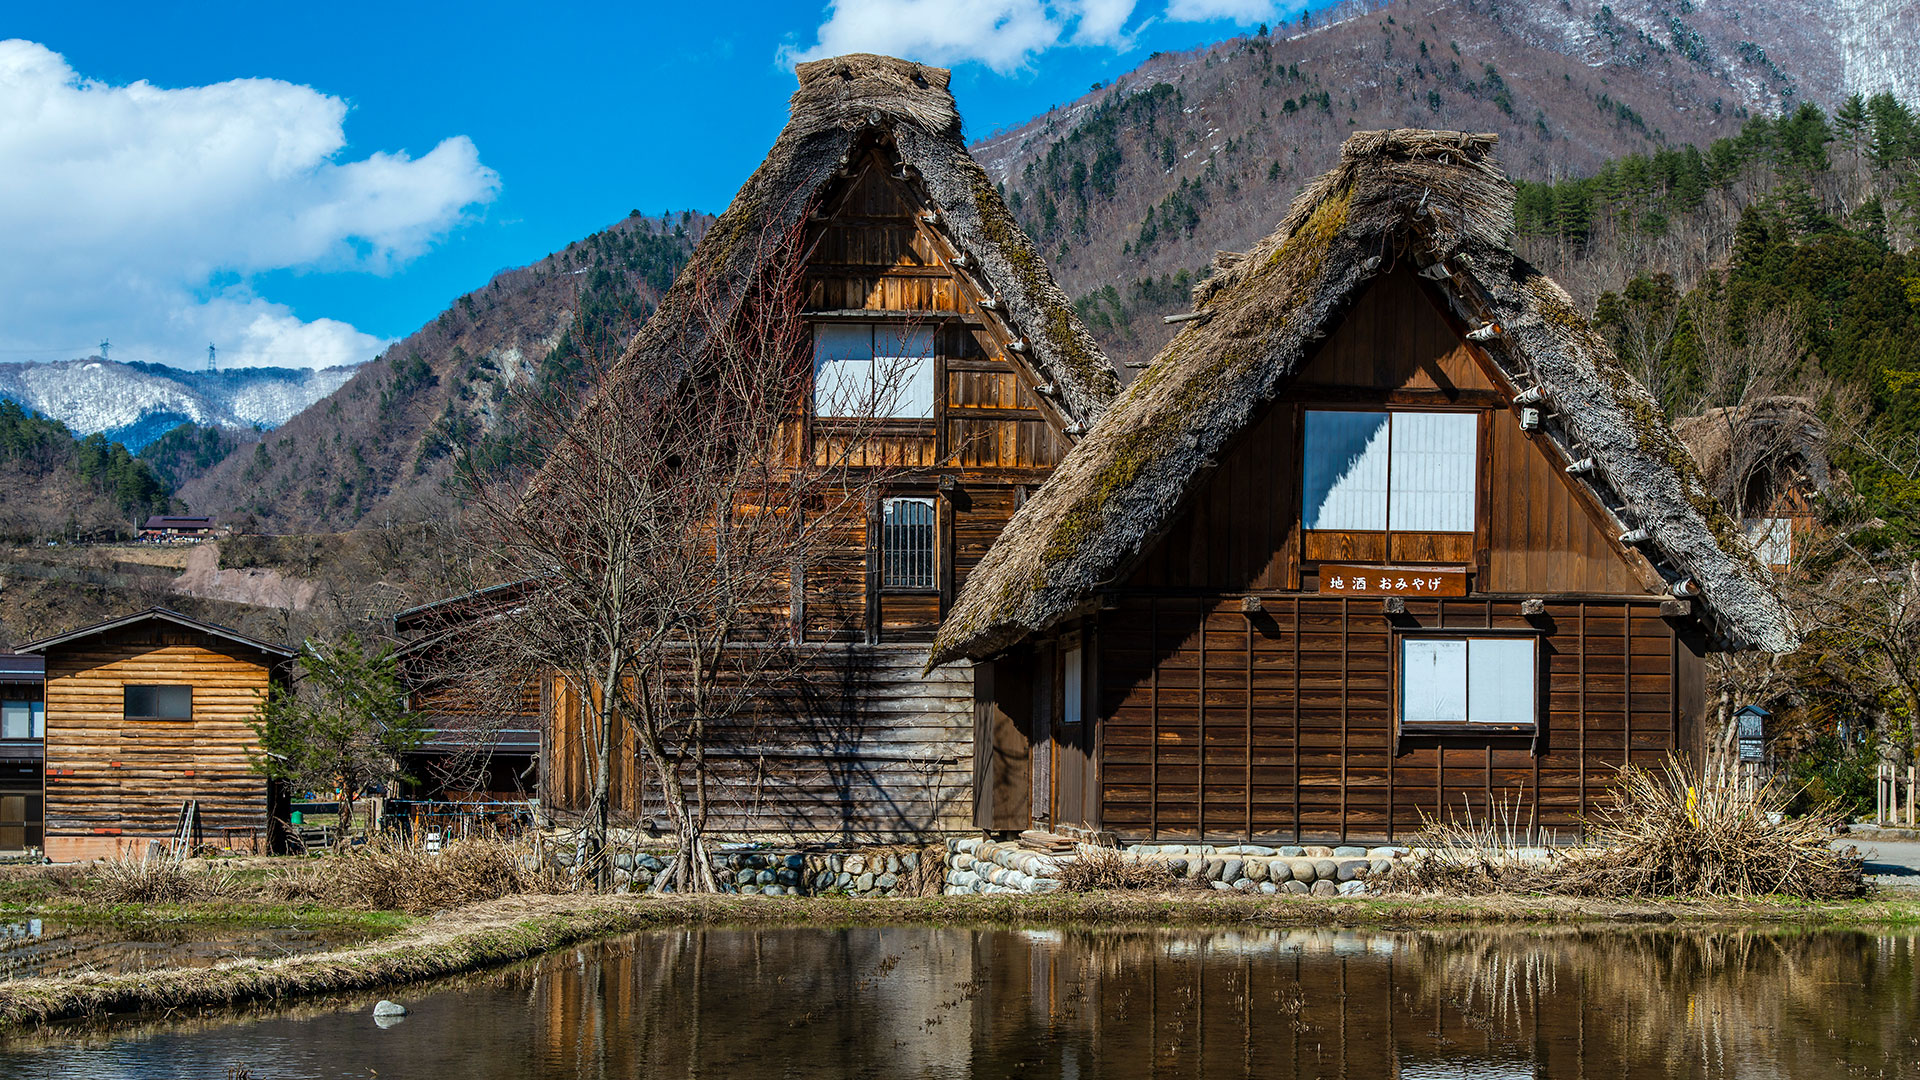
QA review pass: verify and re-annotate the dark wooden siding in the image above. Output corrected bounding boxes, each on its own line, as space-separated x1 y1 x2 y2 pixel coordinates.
1097 594 1686 843
799 144 1069 646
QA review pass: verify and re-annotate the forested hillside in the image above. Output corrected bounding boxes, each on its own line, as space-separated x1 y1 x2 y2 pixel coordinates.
178 212 709 532
977 0 1920 368
0 400 171 542
1521 94 1920 813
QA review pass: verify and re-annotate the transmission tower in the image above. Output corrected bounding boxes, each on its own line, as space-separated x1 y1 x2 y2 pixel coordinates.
208 343 217 372
99 338 110 361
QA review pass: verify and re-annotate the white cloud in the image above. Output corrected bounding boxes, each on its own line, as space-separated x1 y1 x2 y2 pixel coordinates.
781 0 1143 73
0 40 499 369
1164 0 1286 22
782 0 1306 74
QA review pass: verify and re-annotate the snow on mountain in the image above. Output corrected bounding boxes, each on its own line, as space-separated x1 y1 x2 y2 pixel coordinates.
0 357 361 451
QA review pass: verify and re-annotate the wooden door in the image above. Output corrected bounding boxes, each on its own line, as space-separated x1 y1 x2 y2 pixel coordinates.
972 659 1032 831
1052 634 1098 830
0 795 25 852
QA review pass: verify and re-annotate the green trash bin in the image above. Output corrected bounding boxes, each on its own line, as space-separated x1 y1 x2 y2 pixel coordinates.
290 811 303 826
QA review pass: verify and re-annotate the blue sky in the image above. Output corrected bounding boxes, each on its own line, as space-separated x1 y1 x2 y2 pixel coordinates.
1 1 1324 370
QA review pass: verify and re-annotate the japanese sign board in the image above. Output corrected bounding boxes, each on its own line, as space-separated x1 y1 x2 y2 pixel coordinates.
1317 565 1469 597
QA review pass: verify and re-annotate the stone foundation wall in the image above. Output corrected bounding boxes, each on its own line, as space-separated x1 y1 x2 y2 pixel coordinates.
579 846 934 896
942 837 1063 895
1120 843 1409 896
939 839 1411 896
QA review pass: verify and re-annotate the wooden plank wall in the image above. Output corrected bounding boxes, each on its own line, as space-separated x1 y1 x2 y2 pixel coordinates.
42 627 275 847
1098 595 1684 843
798 143 1068 647
544 646 974 842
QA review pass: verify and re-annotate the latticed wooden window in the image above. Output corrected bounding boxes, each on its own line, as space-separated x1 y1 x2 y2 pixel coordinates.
882 497 937 590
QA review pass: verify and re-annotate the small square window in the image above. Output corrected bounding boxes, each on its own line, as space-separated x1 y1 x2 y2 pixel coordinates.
882 497 937 590
125 685 192 721
0 701 40 740
1399 635 1536 730
1743 516 1792 568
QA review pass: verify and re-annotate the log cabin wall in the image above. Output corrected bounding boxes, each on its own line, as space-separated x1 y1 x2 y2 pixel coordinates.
539 138 1075 839
41 625 280 860
1048 269 1706 843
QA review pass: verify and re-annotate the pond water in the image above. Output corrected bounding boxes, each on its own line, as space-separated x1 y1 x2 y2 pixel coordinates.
0 919 371 980
2 924 1914 1078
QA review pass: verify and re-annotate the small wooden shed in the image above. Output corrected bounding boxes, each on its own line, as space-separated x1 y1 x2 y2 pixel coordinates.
19 608 292 860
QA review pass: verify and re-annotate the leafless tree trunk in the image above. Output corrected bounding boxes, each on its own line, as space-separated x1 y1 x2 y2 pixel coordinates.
446 203 914 891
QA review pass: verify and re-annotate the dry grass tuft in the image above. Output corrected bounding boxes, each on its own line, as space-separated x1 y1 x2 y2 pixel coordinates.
94 856 242 904
1391 759 1864 901
316 835 566 915
1056 848 1177 892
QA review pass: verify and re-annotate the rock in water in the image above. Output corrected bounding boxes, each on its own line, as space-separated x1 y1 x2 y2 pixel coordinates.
373 1000 409 1017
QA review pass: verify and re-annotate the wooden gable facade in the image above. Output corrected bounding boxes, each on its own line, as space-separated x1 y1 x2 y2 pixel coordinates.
972 269 1705 844
480 55 1117 842
1675 398 1835 574
21 609 292 861
793 140 1076 645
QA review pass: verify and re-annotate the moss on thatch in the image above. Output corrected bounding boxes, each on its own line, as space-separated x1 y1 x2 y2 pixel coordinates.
932 129 1797 666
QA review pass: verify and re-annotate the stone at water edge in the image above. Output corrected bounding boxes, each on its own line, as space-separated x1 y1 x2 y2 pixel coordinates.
373 1000 409 1017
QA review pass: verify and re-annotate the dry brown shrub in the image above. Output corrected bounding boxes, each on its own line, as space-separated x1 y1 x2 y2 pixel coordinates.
1056 848 1178 892
1390 758 1864 900
319 834 565 914
892 844 949 898
94 855 241 904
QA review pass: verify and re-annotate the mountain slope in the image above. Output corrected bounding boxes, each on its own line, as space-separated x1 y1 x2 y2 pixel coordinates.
974 0 1920 366
0 358 356 451
178 212 709 531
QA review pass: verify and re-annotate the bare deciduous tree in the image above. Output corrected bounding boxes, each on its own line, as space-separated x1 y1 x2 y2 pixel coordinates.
448 206 914 891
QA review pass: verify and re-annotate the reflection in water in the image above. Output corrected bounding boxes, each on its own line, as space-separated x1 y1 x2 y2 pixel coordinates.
0 920 366 980
3 925 1914 1078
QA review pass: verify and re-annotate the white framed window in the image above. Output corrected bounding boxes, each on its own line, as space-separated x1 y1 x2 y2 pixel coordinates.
0 701 42 740
1303 409 1478 533
813 324 936 419
1399 635 1537 729
1743 516 1793 568
881 497 937 590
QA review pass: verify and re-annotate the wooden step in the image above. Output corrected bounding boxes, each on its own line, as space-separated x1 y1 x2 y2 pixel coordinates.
1017 830 1079 855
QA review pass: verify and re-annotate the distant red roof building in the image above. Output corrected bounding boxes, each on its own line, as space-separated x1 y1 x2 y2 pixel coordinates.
139 515 222 541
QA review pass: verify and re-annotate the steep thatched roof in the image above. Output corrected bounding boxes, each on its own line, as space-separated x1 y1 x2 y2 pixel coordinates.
1673 396 1838 509
931 129 1797 664
602 53 1117 429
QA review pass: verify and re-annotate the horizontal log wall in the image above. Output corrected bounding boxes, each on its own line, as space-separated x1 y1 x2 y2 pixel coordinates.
1098 593 1688 844
43 628 276 847
545 645 973 841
